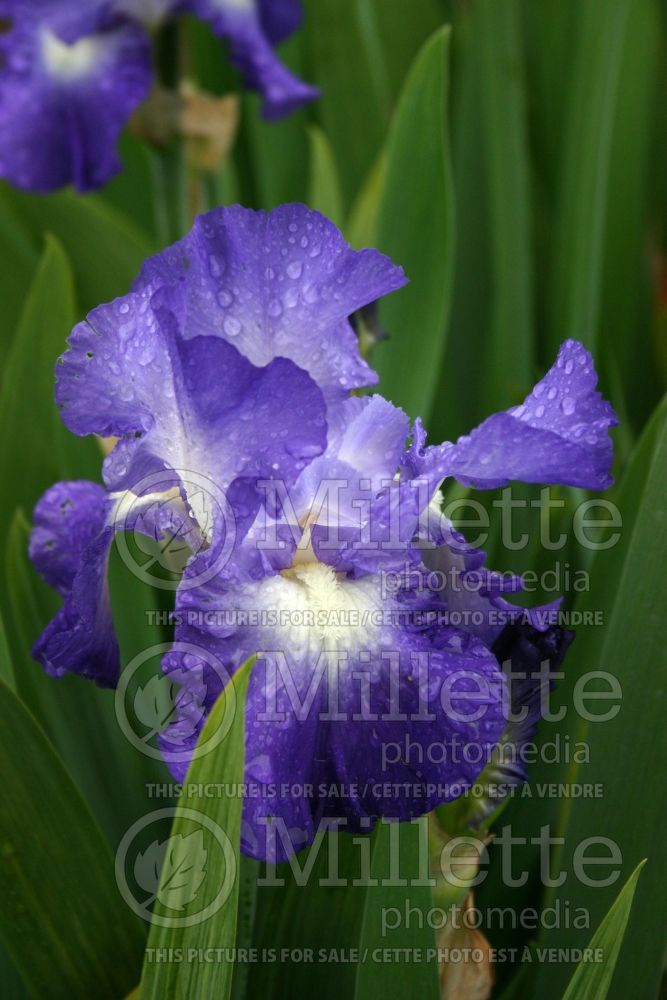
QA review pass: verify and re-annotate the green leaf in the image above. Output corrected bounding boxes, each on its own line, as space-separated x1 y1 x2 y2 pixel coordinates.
345 153 387 250
302 0 446 206
361 0 447 106
246 819 438 999
562 860 646 1000
140 658 255 1000
302 0 390 205
242 90 310 209
0 236 99 572
474 0 534 411
426 3 492 442
547 0 631 354
4 511 165 846
0 239 164 844
0 192 39 366
355 820 439 999
532 395 667 999
0 234 73 492
239 33 311 210
307 125 344 229
373 26 455 421
100 132 161 242
3 186 154 313
0 606 15 694
599 0 662 431
0 678 144 999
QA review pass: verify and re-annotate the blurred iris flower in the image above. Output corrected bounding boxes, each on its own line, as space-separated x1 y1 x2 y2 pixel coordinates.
30 205 616 860
0 0 316 192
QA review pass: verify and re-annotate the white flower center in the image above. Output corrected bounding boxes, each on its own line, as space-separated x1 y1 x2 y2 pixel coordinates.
247 561 383 660
42 29 104 81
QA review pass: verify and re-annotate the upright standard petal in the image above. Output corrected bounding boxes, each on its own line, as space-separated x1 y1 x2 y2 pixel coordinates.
133 204 407 403
55 286 328 520
187 0 317 118
0 2 151 192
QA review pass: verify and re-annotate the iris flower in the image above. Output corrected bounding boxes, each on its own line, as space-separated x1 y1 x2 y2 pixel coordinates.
30 205 617 860
0 0 316 192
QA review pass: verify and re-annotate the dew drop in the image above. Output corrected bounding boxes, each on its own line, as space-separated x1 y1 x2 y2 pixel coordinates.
224 316 242 337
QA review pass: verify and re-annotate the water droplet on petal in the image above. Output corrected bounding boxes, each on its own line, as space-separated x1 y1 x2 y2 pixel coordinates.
224 316 242 337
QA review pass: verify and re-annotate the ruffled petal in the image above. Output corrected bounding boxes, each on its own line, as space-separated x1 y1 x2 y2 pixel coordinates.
133 204 407 403
444 341 617 490
56 291 328 520
160 561 507 861
29 481 118 685
420 520 563 648
29 479 206 686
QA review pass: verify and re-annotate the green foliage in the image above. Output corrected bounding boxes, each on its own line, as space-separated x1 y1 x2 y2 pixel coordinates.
0 677 144 999
140 659 254 999
373 27 455 421
0 1 666 996
562 861 646 1000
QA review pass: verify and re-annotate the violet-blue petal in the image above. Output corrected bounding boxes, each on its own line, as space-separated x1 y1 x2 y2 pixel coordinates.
289 395 410 532
0 4 151 193
445 341 617 490
242 634 506 862
29 478 205 685
29 481 119 685
160 563 507 861
421 521 563 648
257 0 303 44
187 0 317 118
133 204 407 402
56 292 327 505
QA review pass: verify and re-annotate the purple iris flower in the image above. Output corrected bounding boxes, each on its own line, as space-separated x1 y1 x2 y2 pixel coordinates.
29 204 617 861
0 0 316 193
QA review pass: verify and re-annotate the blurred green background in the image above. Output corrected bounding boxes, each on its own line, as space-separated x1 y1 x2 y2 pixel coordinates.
0 1 666 998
